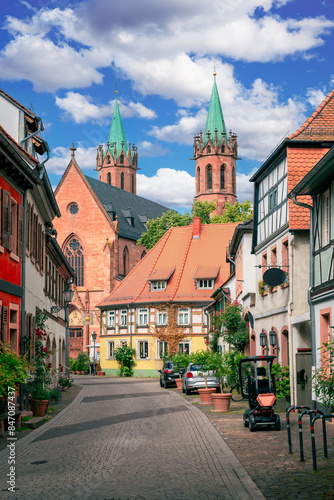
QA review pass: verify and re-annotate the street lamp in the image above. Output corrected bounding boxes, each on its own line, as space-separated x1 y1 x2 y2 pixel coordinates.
51 279 74 377
259 329 269 354
92 330 97 375
269 326 280 355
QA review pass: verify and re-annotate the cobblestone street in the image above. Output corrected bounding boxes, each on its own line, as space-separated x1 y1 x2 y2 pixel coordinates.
0 377 263 500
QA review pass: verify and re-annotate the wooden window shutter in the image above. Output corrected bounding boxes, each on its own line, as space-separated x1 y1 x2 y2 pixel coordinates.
18 205 23 257
41 231 44 271
1 306 8 342
26 203 30 251
30 205 34 256
2 191 11 250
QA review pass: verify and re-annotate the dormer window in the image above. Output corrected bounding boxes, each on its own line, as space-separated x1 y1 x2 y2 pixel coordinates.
197 279 214 289
194 266 219 290
148 268 175 292
150 280 167 291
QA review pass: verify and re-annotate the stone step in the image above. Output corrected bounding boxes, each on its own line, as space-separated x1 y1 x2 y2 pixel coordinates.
23 417 48 429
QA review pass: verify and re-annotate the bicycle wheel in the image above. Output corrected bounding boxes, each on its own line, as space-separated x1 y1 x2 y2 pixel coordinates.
230 383 243 402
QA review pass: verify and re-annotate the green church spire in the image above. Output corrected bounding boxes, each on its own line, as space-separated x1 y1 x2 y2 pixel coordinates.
107 93 128 158
204 74 228 146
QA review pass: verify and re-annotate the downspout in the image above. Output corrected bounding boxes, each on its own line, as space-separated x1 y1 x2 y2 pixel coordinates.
291 194 314 403
19 116 44 146
288 232 295 404
19 190 27 411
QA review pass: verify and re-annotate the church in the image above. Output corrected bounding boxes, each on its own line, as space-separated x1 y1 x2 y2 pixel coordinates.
53 74 238 359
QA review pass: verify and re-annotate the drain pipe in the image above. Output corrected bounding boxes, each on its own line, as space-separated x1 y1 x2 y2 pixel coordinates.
291 193 315 403
19 116 44 146
19 190 27 411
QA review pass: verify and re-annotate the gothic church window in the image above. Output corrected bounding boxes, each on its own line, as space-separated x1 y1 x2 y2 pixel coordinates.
123 246 129 276
121 172 124 190
206 165 212 190
196 166 200 194
107 173 111 185
232 166 236 194
65 237 84 286
221 165 225 190
120 155 124 165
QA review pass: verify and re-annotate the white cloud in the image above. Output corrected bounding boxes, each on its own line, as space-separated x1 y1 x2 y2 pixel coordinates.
237 170 256 203
137 168 195 207
46 145 97 174
306 87 327 108
149 108 207 145
137 141 169 157
55 92 156 123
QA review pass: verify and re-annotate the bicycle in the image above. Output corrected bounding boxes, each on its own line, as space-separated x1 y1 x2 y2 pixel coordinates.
230 382 244 402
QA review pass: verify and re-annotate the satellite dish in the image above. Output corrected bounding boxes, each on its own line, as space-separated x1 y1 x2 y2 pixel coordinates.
263 268 286 287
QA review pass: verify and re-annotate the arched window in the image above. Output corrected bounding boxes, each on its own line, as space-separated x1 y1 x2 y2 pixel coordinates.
121 172 124 190
196 166 200 194
232 166 236 194
220 165 225 190
141 250 146 260
207 145 211 154
64 237 84 286
221 145 225 153
123 246 129 276
120 155 124 165
132 174 135 193
206 165 212 190
107 156 111 165
107 172 111 185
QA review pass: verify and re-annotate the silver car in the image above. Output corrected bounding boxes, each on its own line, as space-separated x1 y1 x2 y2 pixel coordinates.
182 362 220 395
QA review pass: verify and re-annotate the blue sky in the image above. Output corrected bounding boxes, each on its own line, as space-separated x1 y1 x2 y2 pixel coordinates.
1 0 334 212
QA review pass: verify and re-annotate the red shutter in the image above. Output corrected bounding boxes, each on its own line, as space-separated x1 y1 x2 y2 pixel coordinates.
18 205 23 257
2 191 11 250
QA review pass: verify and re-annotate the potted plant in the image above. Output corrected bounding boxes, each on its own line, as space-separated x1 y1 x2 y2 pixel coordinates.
96 361 105 376
211 353 233 412
191 350 218 404
26 313 53 416
114 345 136 377
312 340 334 413
76 351 90 374
171 352 189 389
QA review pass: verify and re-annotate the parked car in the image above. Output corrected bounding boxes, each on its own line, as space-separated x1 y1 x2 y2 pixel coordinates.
182 363 220 395
158 361 185 388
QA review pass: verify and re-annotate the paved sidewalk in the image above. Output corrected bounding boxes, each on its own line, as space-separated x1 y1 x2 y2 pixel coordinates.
177 390 334 500
0 377 264 500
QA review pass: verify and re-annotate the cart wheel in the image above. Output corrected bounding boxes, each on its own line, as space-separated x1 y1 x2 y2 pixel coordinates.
160 378 164 387
243 417 249 428
249 417 256 432
275 414 281 431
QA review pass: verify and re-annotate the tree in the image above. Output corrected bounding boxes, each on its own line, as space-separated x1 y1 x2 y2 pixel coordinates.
150 303 188 355
137 210 192 249
137 200 253 250
192 200 216 224
211 200 253 223
211 300 249 353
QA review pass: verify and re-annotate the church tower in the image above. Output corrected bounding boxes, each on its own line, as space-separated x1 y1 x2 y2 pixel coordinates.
193 73 238 214
96 91 138 193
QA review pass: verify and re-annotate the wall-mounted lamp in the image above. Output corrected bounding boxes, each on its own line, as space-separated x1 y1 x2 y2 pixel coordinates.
259 329 269 354
269 326 280 356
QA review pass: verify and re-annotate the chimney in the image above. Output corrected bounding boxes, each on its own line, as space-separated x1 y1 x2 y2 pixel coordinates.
193 217 201 238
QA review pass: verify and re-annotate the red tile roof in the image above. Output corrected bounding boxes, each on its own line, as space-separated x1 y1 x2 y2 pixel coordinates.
287 146 330 230
288 88 334 141
98 221 239 307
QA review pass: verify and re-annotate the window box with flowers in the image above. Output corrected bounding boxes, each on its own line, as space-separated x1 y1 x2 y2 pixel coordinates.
280 270 289 288
258 280 274 296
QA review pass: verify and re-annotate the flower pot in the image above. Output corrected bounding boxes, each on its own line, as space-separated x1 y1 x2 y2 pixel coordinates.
30 399 49 417
80 371 85 375
175 378 182 389
198 388 216 405
211 393 232 412
97 371 105 376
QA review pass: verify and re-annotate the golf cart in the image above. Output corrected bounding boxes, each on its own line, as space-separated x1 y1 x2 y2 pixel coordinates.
239 355 280 432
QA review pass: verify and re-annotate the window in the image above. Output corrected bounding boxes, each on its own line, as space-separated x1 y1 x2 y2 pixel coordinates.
120 155 124 165
196 279 214 289
137 308 148 326
269 188 278 211
158 341 168 358
64 237 84 286
1 191 23 256
207 145 211 154
120 310 127 327
68 203 79 215
107 311 115 328
156 310 167 325
178 308 190 325
138 341 149 359
107 341 115 359
141 250 146 260
196 166 200 194
232 166 236 194
121 172 124 189
220 165 225 190
262 252 267 278
9 303 19 353
123 246 129 276
206 165 212 190
322 190 330 246
179 342 190 354
132 174 135 194
150 280 167 291
271 246 277 267
107 172 111 184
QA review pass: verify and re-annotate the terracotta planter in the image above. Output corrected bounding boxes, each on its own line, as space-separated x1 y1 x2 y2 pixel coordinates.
198 388 216 405
211 393 232 412
175 378 182 389
97 371 105 376
30 399 49 417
